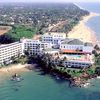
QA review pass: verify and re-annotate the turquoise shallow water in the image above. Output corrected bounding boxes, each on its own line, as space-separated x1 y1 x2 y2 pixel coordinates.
0 70 100 100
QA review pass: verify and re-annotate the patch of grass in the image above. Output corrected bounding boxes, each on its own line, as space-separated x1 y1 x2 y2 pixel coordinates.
87 67 95 75
6 25 37 41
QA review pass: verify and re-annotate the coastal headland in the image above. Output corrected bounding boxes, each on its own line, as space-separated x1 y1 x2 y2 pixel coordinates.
0 12 99 73
0 11 100 87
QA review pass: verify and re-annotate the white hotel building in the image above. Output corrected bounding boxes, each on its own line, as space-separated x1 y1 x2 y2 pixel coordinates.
21 39 52 55
40 33 66 46
60 38 93 54
52 57 93 68
0 33 94 68
0 42 22 65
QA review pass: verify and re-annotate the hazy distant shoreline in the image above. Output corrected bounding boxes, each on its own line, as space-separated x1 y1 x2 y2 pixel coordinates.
68 12 100 45
68 3 100 45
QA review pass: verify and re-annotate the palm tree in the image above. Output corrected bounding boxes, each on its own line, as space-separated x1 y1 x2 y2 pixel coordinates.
11 56 18 64
63 57 67 61
67 69 71 74
20 56 28 64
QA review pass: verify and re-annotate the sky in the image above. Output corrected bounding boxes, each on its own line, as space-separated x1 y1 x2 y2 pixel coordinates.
0 0 100 3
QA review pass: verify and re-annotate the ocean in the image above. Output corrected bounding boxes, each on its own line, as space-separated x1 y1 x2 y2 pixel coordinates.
0 69 100 100
0 3 100 100
77 2 100 41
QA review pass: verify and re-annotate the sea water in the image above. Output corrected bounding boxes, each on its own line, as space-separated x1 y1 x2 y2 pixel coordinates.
0 70 100 100
77 2 100 41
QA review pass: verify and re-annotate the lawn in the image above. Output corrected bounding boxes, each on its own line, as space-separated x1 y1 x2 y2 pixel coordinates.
7 25 37 41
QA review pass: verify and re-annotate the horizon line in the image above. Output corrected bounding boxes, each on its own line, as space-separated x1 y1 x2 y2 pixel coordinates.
0 1 100 3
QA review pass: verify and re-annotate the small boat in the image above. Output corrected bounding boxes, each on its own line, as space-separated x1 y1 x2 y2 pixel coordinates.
10 73 23 82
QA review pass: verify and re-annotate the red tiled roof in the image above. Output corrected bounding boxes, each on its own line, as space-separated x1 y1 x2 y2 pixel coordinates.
60 49 91 54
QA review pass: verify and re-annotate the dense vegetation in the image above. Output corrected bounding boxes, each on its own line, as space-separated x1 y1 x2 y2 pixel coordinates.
0 3 89 43
93 45 100 66
0 25 37 43
57 19 79 33
24 52 97 87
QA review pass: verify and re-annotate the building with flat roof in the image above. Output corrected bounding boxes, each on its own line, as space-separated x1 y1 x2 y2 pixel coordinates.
52 54 94 68
0 42 22 65
60 38 93 54
40 33 66 47
0 35 94 68
21 39 52 55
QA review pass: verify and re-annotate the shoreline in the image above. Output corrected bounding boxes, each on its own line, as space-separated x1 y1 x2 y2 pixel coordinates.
0 64 30 75
68 12 100 46
0 64 30 83
0 12 100 86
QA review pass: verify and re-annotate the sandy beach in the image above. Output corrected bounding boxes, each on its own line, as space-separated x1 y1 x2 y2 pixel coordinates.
0 12 100 78
0 64 37 83
0 64 29 74
68 12 100 46
0 64 28 82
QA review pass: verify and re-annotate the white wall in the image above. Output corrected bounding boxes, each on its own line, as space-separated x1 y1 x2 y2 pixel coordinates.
83 46 93 53
60 44 83 51
41 34 66 45
60 44 93 53
0 42 22 64
21 39 52 55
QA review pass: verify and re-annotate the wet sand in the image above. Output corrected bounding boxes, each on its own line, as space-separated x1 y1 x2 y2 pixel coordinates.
0 64 30 76
68 12 100 46
0 64 30 82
